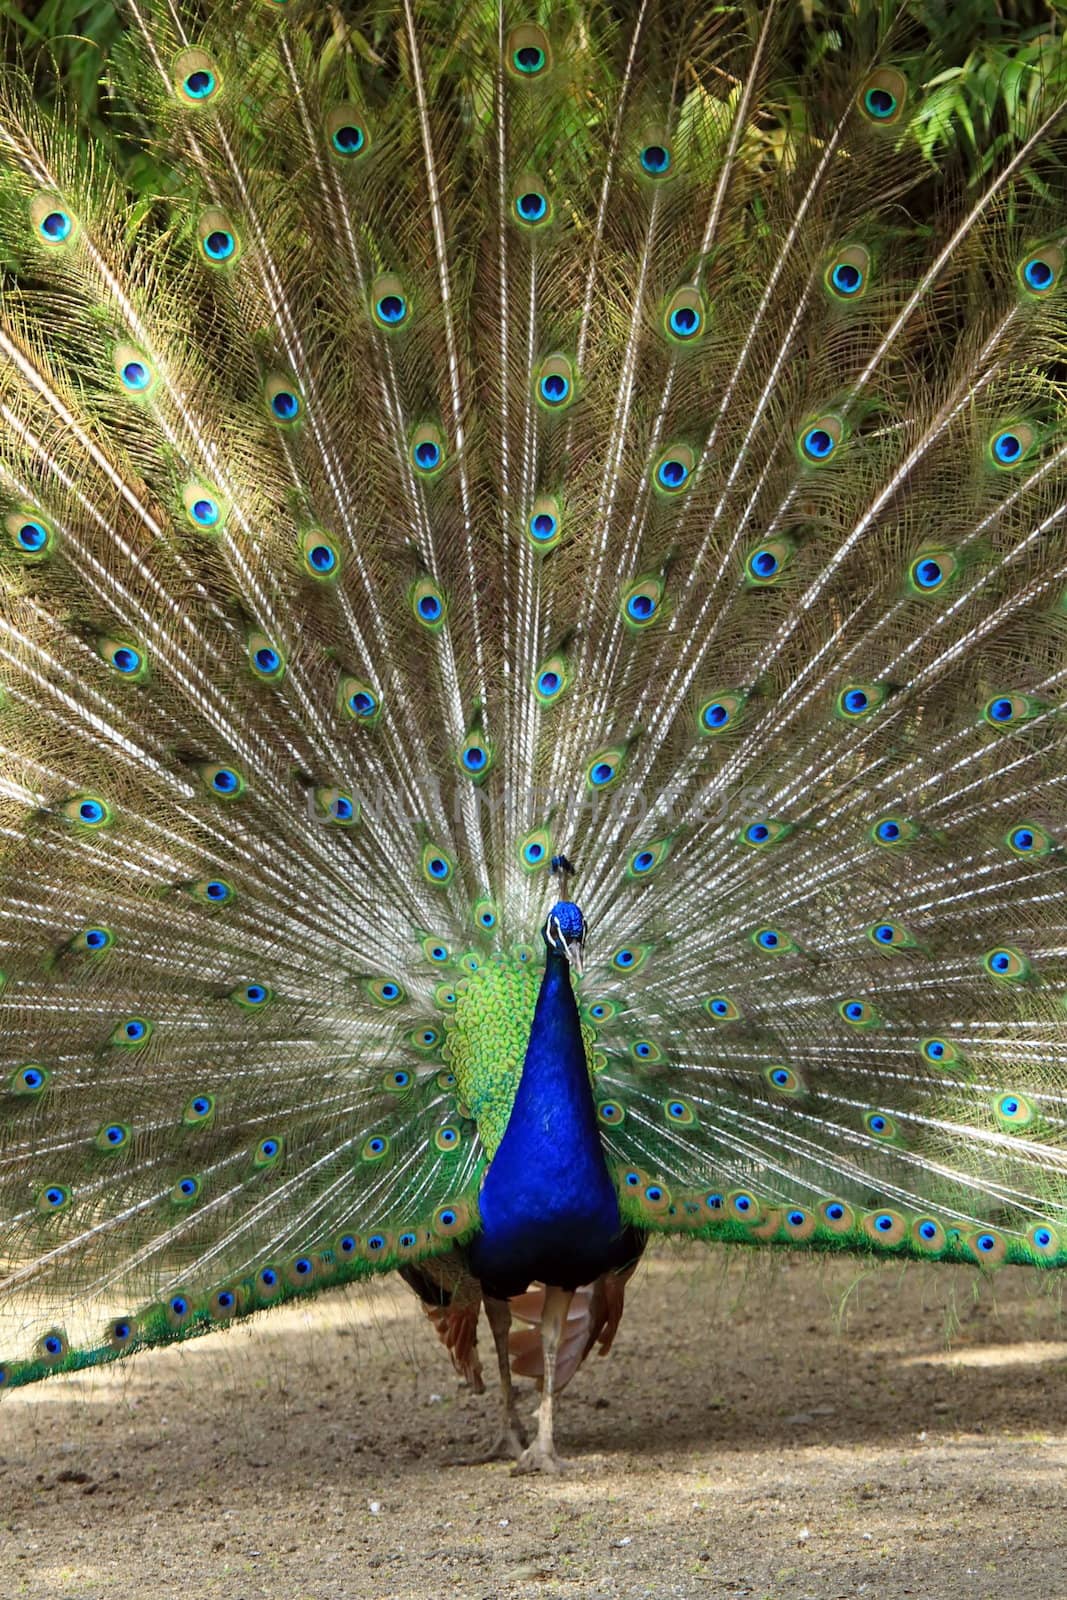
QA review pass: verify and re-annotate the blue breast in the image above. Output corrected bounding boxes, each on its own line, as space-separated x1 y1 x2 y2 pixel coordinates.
468 949 631 1299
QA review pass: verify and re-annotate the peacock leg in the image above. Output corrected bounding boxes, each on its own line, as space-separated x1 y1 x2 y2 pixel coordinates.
513 1284 573 1474
484 1295 528 1459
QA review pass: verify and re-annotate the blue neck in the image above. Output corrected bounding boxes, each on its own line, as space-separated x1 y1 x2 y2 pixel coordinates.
468 946 625 1299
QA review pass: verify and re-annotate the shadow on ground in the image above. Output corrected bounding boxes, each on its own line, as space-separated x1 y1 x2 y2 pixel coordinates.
2 1247 1065 1599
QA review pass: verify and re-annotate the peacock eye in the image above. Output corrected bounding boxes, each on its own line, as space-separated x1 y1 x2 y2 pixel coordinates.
333 124 365 155
515 190 548 223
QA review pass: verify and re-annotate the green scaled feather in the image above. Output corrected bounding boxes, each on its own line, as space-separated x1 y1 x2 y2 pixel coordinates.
2 0 1067 1392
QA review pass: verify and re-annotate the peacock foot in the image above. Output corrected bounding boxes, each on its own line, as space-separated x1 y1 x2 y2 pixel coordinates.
512 1441 571 1475
454 1419 528 1466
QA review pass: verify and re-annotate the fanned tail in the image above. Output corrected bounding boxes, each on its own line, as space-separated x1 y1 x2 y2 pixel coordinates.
1 2 1066 1391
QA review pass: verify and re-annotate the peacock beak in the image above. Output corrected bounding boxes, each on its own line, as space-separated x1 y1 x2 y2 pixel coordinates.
563 938 584 976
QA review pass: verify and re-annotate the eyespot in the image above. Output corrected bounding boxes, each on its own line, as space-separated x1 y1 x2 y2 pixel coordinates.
798 415 843 463
739 819 790 849
288 1254 316 1288
1006 822 1052 856
188 877 234 907
867 921 917 949
1028 1222 1060 1257
94 1118 130 1156
654 445 694 493
472 899 498 932
432 1200 470 1236
835 682 888 719
859 68 907 123
745 538 795 583
663 1097 695 1125
698 690 745 734
639 141 671 176
106 1316 136 1351
1017 243 1063 298
173 49 220 104
32 194 76 245
611 944 650 973
366 978 405 1007
197 208 239 265
535 353 575 410
183 1093 215 1126
421 842 455 886
110 1016 151 1047
199 763 246 800
231 982 272 1009
37 1329 69 1363
37 1180 71 1214
839 999 880 1026
371 273 409 328
586 747 624 790
254 1135 284 1167
983 693 1042 729
533 652 570 703
911 1217 947 1253
518 828 551 872
257 1265 281 1295
434 982 458 1009
728 1191 761 1224
411 577 446 630
764 1065 802 1096
965 1229 1006 1266
7 509 57 561
263 373 302 425
422 937 451 965
74 924 114 955
411 423 446 475
170 1174 201 1205
298 528 340 580
908 550 959 594
112 341 157 397
705 995 741 1020
507 25 551 78
326 103 371 159
592 1097 625 1129
434 1124 462 1152
621 577 664 629
989 424 1034 469
983 946 1029 982
921 1037 960 1067
663 287 705 344
315 787 359 827
361 1133 390 1162
994 1091 1036 1128
864 1110 898 1141
10 1061 50 1097
819 1199 855 1234
862 1209 906 1246
211 1287 239 1320
459 730 494 779
526 495 563 549
513 177 551 227
752 927 796 954
626 837 672 878
825 244 870 300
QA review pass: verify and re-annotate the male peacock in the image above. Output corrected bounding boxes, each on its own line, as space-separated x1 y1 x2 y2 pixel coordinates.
1 0 1067 1475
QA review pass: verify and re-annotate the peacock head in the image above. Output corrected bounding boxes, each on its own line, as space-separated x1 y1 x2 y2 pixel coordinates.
543 900 585 975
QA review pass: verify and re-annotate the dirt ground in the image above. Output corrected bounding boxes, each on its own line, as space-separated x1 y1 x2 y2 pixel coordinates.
1 1244 1065 1600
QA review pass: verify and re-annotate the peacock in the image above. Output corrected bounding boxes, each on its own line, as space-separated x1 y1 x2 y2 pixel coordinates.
1 0 1067 1477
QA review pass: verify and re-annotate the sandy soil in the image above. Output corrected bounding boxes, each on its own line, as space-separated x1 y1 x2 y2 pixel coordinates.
1 1244 1066 1599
